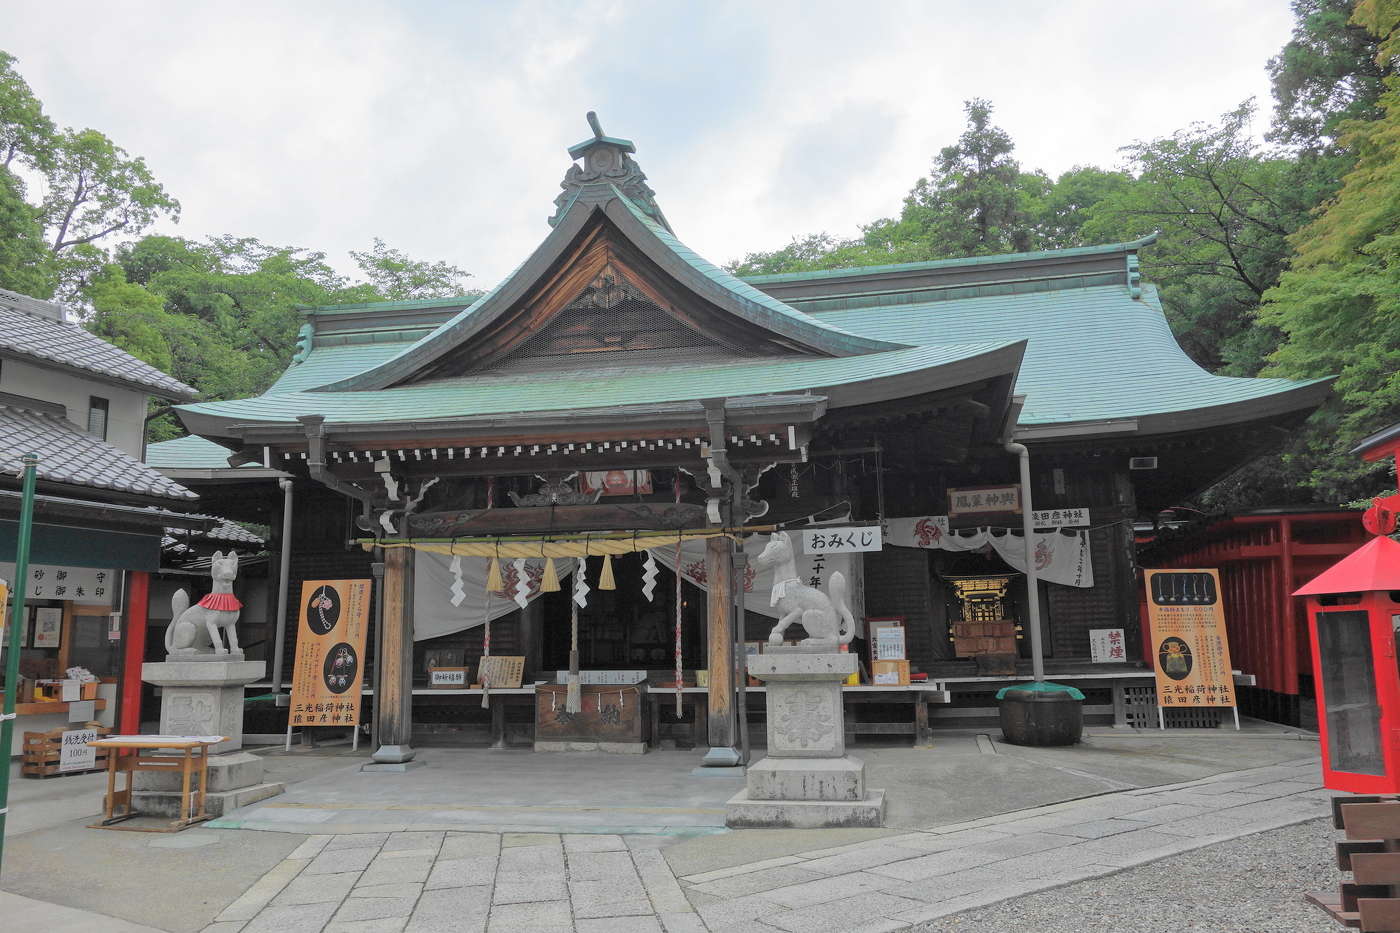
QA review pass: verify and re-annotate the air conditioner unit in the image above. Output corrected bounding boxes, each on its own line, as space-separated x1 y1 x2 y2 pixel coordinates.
1129 456 1158 470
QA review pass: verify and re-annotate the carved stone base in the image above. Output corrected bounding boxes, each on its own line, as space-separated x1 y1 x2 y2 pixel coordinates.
142 659 264 755
726 651 884 828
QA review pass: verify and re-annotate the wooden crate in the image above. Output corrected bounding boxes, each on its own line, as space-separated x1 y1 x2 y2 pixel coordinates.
21 725 111 778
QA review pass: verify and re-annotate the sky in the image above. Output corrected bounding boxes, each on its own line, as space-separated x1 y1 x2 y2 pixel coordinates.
7 1 1296 288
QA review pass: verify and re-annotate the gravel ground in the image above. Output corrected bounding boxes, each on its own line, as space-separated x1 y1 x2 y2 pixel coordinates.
917 817 1339 933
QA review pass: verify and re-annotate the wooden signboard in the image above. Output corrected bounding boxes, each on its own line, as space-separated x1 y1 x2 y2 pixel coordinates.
475 655 524 690
287 580 371 744
1143 569 1238 727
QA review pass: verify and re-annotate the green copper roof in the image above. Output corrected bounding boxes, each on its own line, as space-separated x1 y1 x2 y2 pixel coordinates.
740 234 1159 285
802 283 1328 427
309 195 901 393
177 341 1019 428
145 434 243 469
611 191 893 354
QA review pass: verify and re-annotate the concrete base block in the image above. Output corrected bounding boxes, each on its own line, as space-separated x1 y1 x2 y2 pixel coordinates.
361 759 428 773
701 746 743 768
534 740 647 754
131 781 285 818
745 756 866 801
131 751 265 793
725 788 886 828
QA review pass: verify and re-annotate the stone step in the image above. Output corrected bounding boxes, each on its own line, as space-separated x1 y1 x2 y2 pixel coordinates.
131 751 265 793
130 781 285 818
726 788 886 829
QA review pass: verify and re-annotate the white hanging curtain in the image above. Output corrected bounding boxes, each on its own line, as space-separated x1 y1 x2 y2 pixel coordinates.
883 516 1094 588
649 532 853 619
412 553 574 641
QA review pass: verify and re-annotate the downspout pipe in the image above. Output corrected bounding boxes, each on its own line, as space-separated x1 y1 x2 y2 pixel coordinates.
298 414 374 528
703 399 750 767
270 476 294 706
1004 438 1046 682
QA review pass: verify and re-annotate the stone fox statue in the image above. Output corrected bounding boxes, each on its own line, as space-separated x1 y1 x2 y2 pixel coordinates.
166 550 244 656
753 531 855 651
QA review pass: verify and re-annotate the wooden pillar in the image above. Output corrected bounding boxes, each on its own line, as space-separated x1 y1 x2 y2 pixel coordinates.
372 546 416 764
119 570 150 735
520 598 544 681
705 537 734 750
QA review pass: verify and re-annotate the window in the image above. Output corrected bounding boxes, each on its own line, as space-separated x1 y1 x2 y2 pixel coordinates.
87 396 109 440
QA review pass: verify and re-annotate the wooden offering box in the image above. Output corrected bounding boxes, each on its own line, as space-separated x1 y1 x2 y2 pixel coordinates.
535 683 647 753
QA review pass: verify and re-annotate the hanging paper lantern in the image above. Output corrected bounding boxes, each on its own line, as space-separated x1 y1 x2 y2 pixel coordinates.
485 556 503 592
541 557 560 592
599 553 616 590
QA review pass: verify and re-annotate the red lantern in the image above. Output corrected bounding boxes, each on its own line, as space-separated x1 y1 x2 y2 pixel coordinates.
1295 535 1400 793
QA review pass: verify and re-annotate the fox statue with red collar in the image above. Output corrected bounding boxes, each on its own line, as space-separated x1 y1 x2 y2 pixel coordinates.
165 550 244 657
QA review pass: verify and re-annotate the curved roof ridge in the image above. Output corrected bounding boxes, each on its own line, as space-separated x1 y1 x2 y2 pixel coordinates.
607 189 900 353
740 234 1159 285
305 193 903 393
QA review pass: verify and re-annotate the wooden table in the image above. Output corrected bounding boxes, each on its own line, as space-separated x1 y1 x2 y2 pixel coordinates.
86 734 225 832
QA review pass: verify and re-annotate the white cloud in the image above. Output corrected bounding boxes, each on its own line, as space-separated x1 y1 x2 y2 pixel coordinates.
6 0 1293 284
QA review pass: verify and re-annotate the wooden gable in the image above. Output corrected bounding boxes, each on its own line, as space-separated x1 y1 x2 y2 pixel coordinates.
400 213 813 384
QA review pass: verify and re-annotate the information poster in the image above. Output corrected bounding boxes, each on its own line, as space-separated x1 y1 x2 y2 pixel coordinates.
289 579 371 728
59 728 98 772
32 607 62 648
1144 569 1236 709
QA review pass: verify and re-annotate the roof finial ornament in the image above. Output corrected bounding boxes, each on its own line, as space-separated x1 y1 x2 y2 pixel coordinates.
548 112 672 233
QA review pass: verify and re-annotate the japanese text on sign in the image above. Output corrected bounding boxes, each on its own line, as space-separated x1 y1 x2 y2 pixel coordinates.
801 526 882 554
288 580 371 728
1089 628 1126 663
1144 569 1237 709
1030 507 1090 529
948 486 1021 517
0 563 114 604
59 728 98 772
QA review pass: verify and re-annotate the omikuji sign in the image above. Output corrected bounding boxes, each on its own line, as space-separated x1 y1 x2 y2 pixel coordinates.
801 526 882 554
289 579 371 729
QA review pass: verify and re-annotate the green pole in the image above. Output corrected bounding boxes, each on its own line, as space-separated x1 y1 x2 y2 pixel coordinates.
0 453 38 871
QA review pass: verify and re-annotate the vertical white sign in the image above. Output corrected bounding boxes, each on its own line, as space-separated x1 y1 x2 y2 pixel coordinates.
1089 628 1127 663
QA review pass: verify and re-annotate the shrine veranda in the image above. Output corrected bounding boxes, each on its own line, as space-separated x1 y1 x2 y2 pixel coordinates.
147 117 1332 755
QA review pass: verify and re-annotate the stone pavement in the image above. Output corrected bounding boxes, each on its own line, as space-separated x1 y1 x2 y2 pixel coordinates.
203 755 1326 932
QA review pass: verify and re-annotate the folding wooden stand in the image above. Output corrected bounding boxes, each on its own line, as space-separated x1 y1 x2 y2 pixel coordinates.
86 735 224 833
1309 796 1400 930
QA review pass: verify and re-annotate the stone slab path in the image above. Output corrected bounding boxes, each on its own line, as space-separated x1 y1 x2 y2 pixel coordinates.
204 756 1326 933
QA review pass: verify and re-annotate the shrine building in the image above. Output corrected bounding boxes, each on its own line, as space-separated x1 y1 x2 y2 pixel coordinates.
149 115 1332 759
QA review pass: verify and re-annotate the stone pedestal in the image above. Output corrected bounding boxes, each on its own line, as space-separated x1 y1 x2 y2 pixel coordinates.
725 652 885 828
142 658 263 754
135 657 284 817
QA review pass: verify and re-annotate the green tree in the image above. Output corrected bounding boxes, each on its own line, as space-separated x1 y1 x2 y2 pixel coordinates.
0 50 55 171
349 238 475 300
1268 0 1389 152
1257 0 1400 501
0 167 55 297
1081 102 1311 373
868 99 1049 259
41 128 180 297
